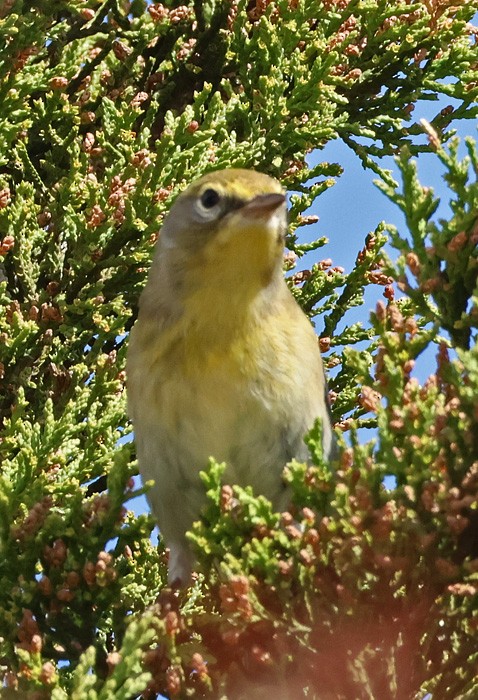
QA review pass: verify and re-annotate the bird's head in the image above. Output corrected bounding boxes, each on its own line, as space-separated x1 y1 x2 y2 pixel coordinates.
155 169 288 295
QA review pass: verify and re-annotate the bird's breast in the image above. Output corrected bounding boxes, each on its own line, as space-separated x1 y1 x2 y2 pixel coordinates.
128 309 317 486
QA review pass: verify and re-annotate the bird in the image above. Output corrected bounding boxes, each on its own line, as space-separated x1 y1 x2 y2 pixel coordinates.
126 168 336 586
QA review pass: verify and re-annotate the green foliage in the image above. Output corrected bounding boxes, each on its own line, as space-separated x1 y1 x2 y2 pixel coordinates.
376 128 478 349
0 0 477 697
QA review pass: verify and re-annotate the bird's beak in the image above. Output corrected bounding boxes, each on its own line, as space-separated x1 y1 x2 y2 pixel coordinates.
241 193 286 217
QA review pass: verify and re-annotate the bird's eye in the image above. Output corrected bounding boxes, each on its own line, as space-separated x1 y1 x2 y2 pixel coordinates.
200 188 221 209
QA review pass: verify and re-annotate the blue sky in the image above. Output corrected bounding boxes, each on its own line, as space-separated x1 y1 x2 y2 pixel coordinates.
308 85 476 271
305 92 476 378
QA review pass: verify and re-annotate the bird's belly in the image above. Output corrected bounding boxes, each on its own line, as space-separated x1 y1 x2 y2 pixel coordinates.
134 353 305 502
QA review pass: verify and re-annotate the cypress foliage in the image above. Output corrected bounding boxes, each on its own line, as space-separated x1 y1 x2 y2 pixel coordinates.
0 1 477 697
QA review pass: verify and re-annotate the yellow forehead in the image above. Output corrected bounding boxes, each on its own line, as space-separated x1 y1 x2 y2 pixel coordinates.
182 168 284 201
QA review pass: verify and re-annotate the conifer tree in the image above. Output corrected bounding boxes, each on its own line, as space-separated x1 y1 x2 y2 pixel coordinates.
0 1 477 697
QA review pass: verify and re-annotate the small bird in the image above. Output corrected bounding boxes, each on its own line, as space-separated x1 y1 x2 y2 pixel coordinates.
126 169 336 585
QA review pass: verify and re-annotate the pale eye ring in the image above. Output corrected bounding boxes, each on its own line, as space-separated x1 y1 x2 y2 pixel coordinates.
200 188 221 209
